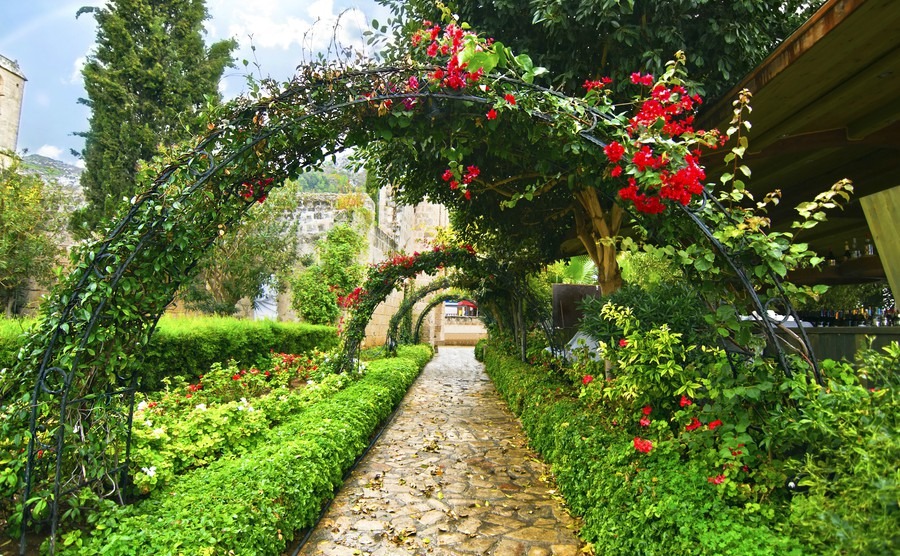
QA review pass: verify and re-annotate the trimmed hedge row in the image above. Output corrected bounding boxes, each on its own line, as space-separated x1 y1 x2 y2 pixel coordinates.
64 345 433 556
0 317 338 390
139 317 338 390
480 344 797 556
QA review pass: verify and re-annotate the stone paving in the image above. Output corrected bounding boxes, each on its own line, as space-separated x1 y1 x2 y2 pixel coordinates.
297 346 585 556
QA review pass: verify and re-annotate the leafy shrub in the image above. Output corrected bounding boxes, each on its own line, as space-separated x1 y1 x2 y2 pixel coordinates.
290 266 340 325
579 282 715 351
60 345 433 555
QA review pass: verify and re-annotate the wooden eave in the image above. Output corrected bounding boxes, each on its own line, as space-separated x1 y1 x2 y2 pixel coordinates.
696 0 900 271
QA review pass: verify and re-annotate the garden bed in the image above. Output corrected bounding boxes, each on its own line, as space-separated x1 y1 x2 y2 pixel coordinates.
10 345 431 555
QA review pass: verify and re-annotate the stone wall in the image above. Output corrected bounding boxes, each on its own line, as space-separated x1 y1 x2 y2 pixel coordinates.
439 315 488 346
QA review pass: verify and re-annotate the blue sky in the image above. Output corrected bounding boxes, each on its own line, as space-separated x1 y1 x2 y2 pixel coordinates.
0 0 389 166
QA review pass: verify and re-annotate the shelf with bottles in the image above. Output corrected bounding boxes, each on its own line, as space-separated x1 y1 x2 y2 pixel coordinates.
788 236 885 285
795 306 898 328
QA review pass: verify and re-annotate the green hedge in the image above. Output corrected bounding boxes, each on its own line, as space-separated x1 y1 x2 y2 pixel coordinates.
139 317 338 390
481 345 799 556
63 345 432 555
0 316 338 390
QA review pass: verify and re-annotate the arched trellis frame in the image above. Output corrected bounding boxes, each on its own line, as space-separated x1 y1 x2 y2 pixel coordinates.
413 293 477 345
4 49 822 553
386 278 456 351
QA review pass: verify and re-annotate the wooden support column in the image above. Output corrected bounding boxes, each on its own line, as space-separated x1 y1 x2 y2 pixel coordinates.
860 185 900 301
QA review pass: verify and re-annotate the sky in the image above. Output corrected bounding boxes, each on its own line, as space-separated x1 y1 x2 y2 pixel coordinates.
0 0 390 167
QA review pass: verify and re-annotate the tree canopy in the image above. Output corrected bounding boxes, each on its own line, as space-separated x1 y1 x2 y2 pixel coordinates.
377 0 824 98
72 0 236 234
0 154 65 317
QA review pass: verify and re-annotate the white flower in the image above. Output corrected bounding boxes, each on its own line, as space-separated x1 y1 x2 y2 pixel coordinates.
195 403 207 411
73 424 81 434
144 420 153 428
152 427 165 436
141 466 156 477
137 401 148 411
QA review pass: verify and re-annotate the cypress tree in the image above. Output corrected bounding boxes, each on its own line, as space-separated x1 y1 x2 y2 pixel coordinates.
72 0 235 234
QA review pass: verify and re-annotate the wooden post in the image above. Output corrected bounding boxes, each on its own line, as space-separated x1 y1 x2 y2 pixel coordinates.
860 185 900 302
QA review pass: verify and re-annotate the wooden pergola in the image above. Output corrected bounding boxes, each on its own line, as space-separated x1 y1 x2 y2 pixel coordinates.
697 0 900 298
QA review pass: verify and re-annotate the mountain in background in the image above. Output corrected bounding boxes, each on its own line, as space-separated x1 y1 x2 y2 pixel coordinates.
22 154 83 189
19 153 366 208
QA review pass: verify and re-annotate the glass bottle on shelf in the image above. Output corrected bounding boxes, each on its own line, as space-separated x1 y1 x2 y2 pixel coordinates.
865 235 875 256
827 248 837 266
843 241 851 262
851 237 861 259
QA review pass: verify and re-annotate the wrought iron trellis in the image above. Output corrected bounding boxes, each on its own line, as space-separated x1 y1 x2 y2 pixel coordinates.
13 62 818 555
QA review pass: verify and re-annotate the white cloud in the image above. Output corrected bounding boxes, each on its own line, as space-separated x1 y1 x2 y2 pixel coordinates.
67 56 86 85
36 144 63 159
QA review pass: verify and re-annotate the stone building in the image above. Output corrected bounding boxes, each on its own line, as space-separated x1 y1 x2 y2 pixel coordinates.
0 54 26 163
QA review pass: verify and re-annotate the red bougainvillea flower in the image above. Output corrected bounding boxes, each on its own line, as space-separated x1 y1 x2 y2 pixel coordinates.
583 77 612 91
633 437 653 454
619 338 629 347
504 93 516 105
685 417 702 432
486 108 497 120
630 72 654 87
231 374 241 381
708 419 723 431
582 375 594 385
642 405 652 416
639 417 651 427
441 169 454 182
464 189 472 201
680 395 693 407
603 141 625 163
610 166 622 177
708 474 726 485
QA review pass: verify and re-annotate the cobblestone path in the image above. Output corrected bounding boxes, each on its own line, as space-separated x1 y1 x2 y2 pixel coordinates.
298 346 584 556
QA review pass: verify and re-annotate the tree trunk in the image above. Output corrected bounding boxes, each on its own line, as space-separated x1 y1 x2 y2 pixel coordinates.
573 189 624 295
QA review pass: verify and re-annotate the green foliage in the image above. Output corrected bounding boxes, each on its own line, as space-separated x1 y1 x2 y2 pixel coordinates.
618 243 683 288
317 224 367 298
785 347 899 555
580 282 715 353
60 346 432 555
290 223 367 325
290 266 340 325
378 0 823 98
0 155 66 316
71 0 236 233
545 255 597 284
0 317 36 370
140 316 337 390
